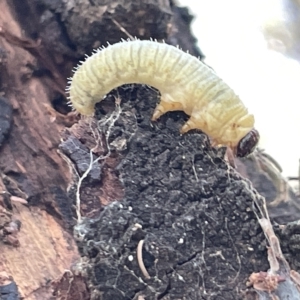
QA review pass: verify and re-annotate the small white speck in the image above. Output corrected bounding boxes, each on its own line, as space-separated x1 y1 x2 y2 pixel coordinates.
248 247 254 251
177 274 184 281
128 255 134 261
128 206 133 211
178 238 184 244
132 223 142 230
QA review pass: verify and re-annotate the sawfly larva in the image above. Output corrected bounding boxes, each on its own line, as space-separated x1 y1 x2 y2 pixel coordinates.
67 40 259 157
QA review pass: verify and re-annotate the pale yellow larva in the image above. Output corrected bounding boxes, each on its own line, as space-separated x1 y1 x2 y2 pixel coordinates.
67 40 259 157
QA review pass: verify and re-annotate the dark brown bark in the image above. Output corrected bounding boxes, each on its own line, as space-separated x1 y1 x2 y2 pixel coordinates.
0 0 80 298
0 0 299 299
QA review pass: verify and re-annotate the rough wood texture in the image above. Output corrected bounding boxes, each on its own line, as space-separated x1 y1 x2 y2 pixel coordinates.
69 86 300 300
53 0 172 54
0 0 204 299
0 0 299 299
0 0 79 299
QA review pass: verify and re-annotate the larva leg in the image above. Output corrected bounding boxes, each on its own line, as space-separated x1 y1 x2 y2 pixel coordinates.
151 95 184 121
180 117 202 134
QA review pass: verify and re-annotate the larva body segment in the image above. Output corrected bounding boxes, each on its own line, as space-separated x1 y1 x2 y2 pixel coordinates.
68 40 258 155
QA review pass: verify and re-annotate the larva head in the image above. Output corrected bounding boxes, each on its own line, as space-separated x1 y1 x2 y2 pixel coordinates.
236 128 260 157
207 112 258 156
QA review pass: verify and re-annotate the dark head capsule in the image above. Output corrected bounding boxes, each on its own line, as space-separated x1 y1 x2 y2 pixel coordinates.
236 129 260 157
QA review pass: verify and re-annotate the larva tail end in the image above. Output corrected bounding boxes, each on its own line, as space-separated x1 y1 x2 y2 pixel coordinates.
69 97 95 116
76 106 95 116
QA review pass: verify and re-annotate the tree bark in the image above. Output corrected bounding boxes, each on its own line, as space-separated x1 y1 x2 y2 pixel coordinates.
0 0 299 299
0 0 79 299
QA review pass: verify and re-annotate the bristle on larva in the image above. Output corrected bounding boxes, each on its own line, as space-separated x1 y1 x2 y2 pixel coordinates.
67 39 259 157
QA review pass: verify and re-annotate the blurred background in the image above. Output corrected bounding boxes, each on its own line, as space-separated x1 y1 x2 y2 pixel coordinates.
178 0 300 179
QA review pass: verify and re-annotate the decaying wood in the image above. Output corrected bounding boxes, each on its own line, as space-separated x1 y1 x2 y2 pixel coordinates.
0 0 299 299
0 0 80 299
